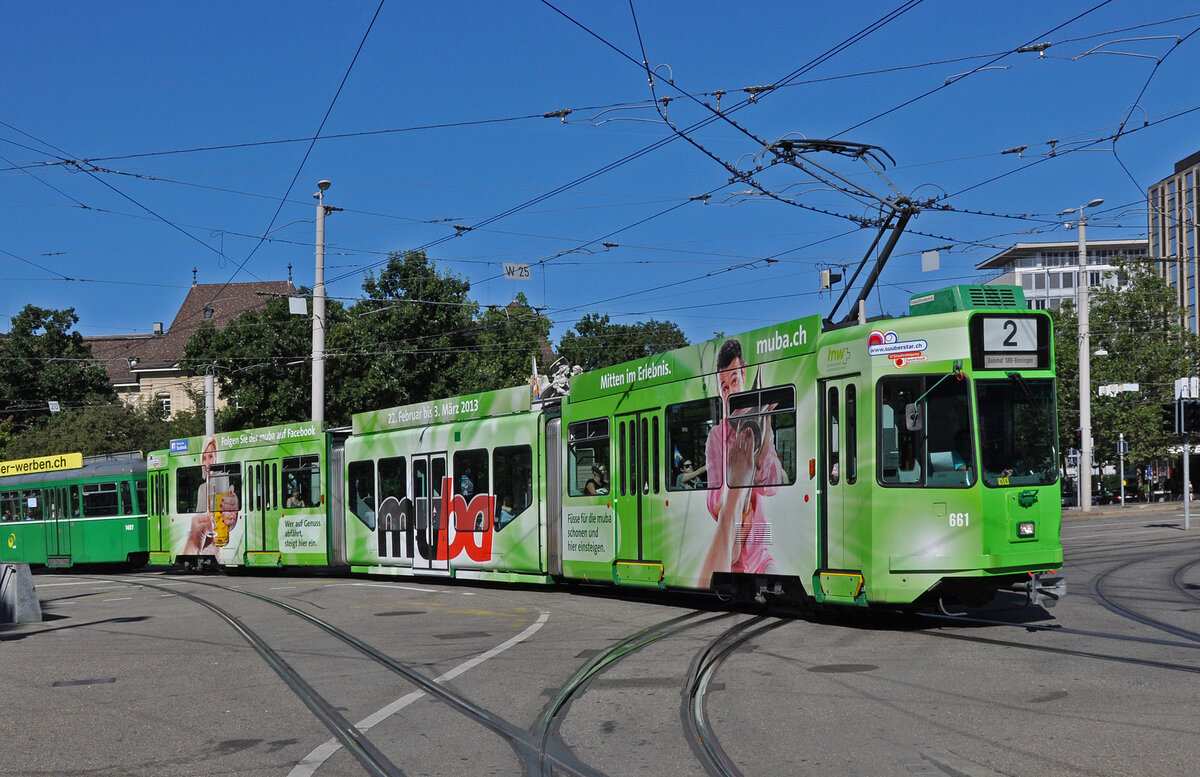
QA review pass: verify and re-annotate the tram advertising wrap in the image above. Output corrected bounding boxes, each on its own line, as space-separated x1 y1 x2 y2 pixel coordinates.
6 285 1065 612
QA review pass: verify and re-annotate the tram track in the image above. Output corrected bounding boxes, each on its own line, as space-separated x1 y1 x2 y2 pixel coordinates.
1090 549 1200 644
538 609 709 773
115 575 773 777
683 615 786 777
910 541 1200 673
124 575 604 776
123 577 410 777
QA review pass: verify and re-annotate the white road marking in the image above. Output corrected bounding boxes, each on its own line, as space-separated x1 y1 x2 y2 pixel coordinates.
287 611 549 777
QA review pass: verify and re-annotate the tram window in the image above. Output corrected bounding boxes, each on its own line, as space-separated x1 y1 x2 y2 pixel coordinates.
82 482 119 517
69 485 81 518
846 385 858 484
119 481 132 515
348 460 376 527
379 457 406 501
1 492 17 522
827 386 840 485
432 458 447 530
667 398 718 491
725 384 797 488
652 417 661 493
177 466 204 512
204 463 241 516
879 379 921 485
639 417 650 495
283 455 321 508
567 418 610 497
136 479 147 514
376 456 406 540
493 445 531 532
878 376 973 488
977 378 1057 488
454 449 489 499
21 490 41 521
432 458 446 497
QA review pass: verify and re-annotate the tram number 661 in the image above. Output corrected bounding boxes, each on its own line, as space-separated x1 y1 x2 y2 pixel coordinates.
948 512 970 527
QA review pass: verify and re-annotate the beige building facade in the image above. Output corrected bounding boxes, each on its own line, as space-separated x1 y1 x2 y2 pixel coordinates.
86 281 296 417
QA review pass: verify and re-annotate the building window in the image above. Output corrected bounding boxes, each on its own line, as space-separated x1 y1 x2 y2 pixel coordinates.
157 393 171 418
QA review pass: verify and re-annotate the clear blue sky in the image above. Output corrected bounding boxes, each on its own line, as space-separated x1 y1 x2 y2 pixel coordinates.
3 1 1198 348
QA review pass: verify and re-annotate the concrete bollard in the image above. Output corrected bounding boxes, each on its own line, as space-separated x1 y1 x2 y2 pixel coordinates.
1 563 42 624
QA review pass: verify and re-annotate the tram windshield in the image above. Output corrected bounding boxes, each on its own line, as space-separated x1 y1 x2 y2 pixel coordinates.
976 377 1057 488
878 375 975 488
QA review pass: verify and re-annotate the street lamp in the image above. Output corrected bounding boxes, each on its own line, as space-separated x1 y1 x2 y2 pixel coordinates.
1060 197 1105 511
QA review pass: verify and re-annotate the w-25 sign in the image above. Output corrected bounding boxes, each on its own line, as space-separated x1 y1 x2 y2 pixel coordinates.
503 263 531 280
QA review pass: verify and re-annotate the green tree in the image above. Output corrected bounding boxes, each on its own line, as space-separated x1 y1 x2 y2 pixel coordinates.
557 314 688 372
1053 255 1200 491
469 293 552 392
181 291 347 430
331 250 477 422
0 402 191 459
0 305 115 435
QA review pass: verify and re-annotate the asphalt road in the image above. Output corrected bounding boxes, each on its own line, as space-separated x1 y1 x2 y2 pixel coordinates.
3 513 1200 777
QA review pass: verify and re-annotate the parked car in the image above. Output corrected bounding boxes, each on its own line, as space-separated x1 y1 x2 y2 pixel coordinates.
1094 490 1116 505
1117 487 1143 503
1062 492 1078 507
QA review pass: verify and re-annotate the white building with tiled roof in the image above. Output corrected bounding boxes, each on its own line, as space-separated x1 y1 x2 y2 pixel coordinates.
86 281 295 417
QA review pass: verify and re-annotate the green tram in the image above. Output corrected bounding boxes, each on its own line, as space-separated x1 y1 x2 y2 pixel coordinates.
0 451 149 569
147 423 339 571
149 284 1063 610
550 284 1062 608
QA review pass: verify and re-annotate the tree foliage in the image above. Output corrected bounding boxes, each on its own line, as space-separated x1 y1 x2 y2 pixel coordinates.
179 251 555 429
557 313 688 372
0 305 115 436
330 250 478 423
1 402 203 460
0 251 678 446
470 293 552 392
181 291 348 429
1052 255 1200 489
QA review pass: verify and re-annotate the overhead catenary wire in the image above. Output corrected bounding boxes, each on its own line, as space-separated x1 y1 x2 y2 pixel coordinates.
5 5 1200 350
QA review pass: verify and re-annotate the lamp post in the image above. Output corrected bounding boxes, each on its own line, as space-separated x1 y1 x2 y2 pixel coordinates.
1060 197 1104 511
313 180 333 429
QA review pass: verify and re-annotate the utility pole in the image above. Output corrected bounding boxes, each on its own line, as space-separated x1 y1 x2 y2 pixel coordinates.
1061 198 1104 512
205 368 215 437
312 180 337 429
1118 432 1126 507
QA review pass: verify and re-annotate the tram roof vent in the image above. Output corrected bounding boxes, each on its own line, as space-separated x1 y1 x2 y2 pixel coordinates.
909 285 1025 315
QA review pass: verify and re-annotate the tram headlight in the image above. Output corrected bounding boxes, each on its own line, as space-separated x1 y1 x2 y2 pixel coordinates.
1017 521 1036 538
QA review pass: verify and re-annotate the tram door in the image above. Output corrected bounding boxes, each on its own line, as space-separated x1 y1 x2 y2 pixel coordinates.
149 471 170 553
412 453 449 572
243 459 278 553
43 487 70 558
614 410 662 562
819 377 862 571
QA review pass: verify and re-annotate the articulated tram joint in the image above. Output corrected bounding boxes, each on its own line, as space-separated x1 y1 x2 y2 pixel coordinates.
1013 571 1066 607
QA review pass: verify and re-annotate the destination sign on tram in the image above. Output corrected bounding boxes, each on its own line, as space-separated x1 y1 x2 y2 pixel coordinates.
971 314 1048 370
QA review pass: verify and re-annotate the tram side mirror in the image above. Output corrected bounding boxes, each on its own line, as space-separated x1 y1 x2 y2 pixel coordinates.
905 403 924 432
